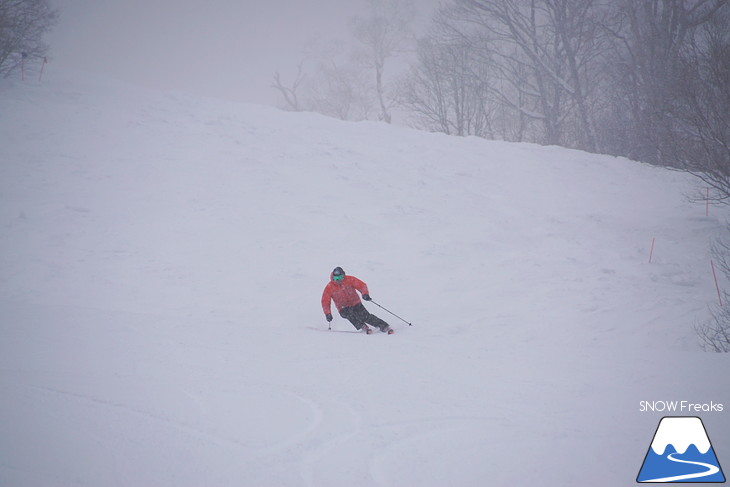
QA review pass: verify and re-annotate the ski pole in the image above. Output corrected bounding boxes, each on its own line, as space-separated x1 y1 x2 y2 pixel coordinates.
370 299 413 326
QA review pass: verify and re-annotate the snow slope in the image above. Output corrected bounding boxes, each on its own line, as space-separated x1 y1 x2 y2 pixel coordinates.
1 71 729 486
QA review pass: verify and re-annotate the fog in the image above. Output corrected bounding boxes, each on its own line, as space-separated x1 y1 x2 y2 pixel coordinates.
46 0 438 105
41 1 729 172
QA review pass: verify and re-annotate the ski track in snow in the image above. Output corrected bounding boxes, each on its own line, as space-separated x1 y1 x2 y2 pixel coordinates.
18 377 324 459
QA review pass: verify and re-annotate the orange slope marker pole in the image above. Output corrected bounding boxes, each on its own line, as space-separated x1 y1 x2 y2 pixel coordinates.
649 237 655 264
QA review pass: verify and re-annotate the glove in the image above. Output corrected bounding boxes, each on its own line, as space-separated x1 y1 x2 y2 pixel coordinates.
362 294 371 301
325 313 333 322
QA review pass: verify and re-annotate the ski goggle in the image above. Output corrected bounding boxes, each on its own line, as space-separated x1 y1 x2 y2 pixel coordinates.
333 274 344 281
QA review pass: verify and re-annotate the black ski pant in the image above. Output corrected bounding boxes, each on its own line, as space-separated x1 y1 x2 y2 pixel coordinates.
339 303 389 331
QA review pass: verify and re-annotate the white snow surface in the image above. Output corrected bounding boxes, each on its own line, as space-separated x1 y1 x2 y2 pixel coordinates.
1 71 729 486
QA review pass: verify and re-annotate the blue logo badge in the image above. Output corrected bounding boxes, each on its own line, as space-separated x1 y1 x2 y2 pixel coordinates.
637 416 725 483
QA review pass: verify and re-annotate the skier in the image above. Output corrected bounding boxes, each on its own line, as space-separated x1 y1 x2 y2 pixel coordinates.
321 267 393 334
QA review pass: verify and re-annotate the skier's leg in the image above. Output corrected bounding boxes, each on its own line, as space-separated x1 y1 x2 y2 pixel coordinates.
339 306 367 330
365 313 390 331
354 303 390 332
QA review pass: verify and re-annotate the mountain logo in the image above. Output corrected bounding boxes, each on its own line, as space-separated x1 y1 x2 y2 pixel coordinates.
637 416 725 483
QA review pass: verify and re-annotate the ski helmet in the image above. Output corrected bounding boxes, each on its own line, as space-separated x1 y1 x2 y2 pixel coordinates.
332 267 345 281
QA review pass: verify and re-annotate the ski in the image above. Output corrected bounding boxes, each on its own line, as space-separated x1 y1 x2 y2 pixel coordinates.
307 326 395 335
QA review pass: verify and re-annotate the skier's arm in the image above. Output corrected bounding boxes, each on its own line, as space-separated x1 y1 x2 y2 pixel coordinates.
350 277 370 297
321 285 333 315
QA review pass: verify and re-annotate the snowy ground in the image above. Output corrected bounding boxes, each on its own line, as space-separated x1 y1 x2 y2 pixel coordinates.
1 71 729 486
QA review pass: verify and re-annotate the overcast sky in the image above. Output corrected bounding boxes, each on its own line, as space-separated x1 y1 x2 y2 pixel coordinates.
46 0 440 105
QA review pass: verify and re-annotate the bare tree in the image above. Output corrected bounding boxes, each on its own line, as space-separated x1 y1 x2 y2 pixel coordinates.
448 0 607 150
271 62 306 112
666 6 730 352
308 60 373 121
545 0 602 151
401 32 494 137
696 239 730 352
352 0 416 123
271 1 415 123
600 0 727 165
696 308 730 352
271 41 373 121
402 4 541 140
672 7 730 198
0 0 58 78
400 38 452 134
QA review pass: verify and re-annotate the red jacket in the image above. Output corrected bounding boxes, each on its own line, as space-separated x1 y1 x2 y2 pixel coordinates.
321 274 369 315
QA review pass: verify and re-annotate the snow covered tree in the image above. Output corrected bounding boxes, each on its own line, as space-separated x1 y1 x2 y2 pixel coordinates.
0 0 58 78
